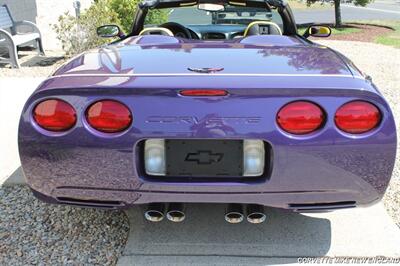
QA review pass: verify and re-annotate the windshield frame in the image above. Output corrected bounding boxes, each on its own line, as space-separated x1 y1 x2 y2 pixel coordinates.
140 0 281 9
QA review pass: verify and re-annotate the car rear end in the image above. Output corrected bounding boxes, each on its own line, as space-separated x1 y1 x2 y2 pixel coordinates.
19 73 397 213
18 38 397 220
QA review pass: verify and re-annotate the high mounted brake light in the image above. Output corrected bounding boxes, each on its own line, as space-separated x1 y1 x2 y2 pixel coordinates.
179 90 228 96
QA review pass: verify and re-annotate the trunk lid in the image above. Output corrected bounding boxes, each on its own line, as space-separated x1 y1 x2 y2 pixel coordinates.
54 36 352 77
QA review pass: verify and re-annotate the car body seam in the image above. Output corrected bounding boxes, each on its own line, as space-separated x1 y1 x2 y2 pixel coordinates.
48 73 364 79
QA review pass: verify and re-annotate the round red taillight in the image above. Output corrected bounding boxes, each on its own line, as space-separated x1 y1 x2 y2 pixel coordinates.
33 99 76 132
277 101 325 135
335 101 381 134
86 100 132 133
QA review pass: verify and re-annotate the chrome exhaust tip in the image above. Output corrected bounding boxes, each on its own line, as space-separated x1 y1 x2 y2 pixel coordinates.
144 203 165 222
166 203 185 223
224 204 244 224
246 204 266 224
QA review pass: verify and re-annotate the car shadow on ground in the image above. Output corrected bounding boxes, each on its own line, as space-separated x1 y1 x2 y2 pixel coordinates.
121 204 331 265
0 49 64 69
21 55 64 67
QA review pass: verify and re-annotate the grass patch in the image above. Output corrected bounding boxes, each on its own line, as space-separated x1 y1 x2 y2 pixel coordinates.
331 27 362 35
376 35 400 47
351 20 400 48
298 26 361 36
375 23 400 48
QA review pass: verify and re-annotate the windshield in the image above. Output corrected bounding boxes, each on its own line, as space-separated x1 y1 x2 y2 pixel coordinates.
148 6 283 27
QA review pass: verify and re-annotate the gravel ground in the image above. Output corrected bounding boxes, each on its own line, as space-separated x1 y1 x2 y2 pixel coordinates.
0 186 129 265
318 40 400 226
0 40 399 265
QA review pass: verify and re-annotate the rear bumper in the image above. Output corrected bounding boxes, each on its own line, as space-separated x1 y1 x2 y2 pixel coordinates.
20 132 395 211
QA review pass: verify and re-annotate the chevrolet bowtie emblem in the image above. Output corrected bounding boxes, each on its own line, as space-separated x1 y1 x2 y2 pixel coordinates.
187 67 224 73
185 151 223 165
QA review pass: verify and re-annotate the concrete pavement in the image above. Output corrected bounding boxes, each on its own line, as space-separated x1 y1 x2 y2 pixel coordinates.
0 77 43 185
118 203 400 265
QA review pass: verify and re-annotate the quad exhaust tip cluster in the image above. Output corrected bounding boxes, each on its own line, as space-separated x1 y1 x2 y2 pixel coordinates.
144 203 267 224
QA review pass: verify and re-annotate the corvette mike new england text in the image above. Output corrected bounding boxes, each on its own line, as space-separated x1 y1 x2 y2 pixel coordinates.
298 256 400 264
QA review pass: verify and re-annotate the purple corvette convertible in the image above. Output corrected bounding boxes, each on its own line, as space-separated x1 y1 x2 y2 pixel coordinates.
19 0 396 224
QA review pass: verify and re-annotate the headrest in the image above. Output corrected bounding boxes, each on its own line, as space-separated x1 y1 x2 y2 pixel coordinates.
244 21 282 36
139 27 174 37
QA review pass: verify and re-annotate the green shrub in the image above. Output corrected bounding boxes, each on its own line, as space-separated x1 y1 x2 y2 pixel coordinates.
107 0 140 33
145 8 169 26
53 0 168 56
53 0 121 56
108 0 168 32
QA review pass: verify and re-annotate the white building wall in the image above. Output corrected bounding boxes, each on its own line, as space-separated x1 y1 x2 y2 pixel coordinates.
35 0 92 50
0 0 92 51
0 0 37 22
